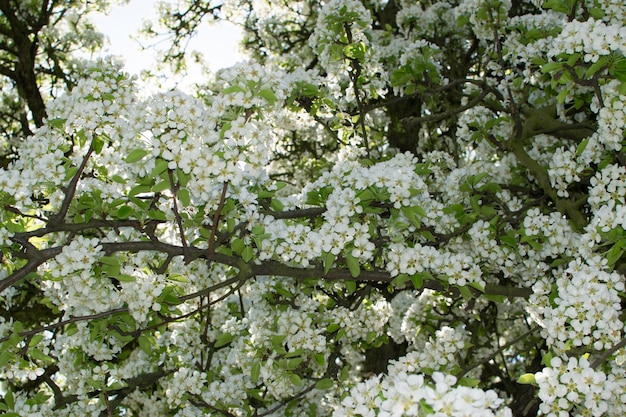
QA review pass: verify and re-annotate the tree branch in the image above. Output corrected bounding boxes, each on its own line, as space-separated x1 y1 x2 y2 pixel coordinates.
50 142 94 224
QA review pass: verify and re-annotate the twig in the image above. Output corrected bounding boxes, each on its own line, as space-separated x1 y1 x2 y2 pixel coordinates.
256 383 316 417
207 181 229 258
52 141 94 223
343 22 370 157
168 169 189 259
456 326 539 379
591 336 626 369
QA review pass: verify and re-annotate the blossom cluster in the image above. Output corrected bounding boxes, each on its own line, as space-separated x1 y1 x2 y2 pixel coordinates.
43 236 122 317
535 356 626 416
530 259 624 353
333 369 511 417
386 242 485 288
120 269 166 323
589 163 626 211
546 19 626 63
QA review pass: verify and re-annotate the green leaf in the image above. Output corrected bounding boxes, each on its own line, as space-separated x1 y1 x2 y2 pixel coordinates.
116 274 135 282
286 357 303 370
93 136 105 154
326 323 340 333
541 62 563 73
391 273 410 287
259 89 278 104
177 188 191 206
343 42 366 60
458 286 473 300
64 166 78 181
323 251 335 275
483 294 505 303
215 333 235 348
4 391 14 409
251 225 265 236
220 122 232 138
251 361 261 383
566 52 581 66
152 179 171 193
345 280 357 294
28 334 44 347
128 184 152 197
271 198 284 212
606 243 625 268
345 253 360 278
614 59 626 82
242 246 254 262
48 118 66 129
576 137 590 156
289 373 303 386
138 335 153 355
116 205 133 219
401 206 425 227
247 388 265 402
588 7 604 19
541 352 553 367
223 85 245 94
458 377 480 387
125 149 148 163
100 256 120 266
585 56 608 78
151 159 169 178
271 335 286 349
111 174 126 184
313 353 325 367
410 274 423 289
315 378 334 390
275 285 292 299
30 348 54 364
167 273 188 283
177 169 190 187
160 289 181 305
148 209 167 221
230 237 246 255
0 350 15 367
517 373 537 385
391 69 412 87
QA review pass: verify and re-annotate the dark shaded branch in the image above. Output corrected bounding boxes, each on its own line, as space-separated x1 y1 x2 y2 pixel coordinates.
260 204 326 219
252 260 532 298
507 139 587 230
15 219 163 239
0 246 62 293
521 104 595 142
402 88 489 128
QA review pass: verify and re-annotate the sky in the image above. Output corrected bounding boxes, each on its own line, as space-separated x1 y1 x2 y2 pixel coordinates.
89 0 246 88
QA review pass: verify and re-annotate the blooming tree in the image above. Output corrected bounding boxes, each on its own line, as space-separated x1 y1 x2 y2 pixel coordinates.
1 0 626 416
0 0 121 165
